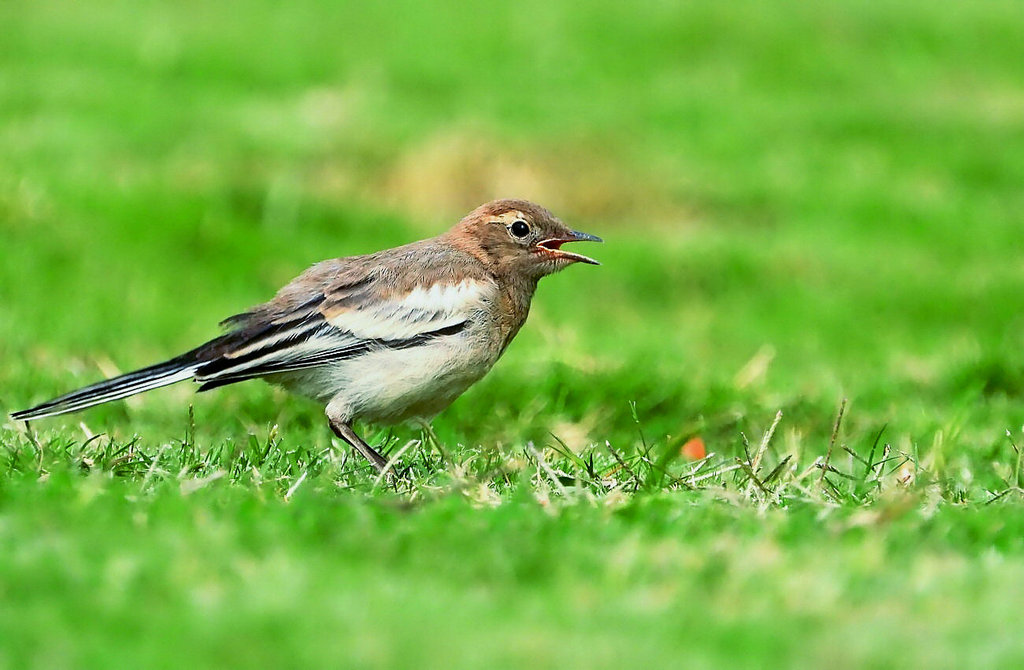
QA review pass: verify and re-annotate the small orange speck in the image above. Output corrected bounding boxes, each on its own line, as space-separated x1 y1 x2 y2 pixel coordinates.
681 437 706 460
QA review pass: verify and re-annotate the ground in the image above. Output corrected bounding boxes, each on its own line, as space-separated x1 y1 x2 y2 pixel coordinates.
2 1 1024 668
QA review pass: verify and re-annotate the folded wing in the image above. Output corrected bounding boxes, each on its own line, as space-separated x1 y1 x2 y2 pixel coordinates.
193 274 490 390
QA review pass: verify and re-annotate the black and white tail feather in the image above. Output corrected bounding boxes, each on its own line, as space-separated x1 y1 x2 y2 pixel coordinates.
10 292 468 422
10 356 203 421
10 324 256 421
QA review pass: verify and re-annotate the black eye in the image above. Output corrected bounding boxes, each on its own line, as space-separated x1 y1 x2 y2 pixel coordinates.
509 220 530 238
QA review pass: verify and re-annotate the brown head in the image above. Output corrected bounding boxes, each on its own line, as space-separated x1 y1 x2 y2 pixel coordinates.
447 199 602 281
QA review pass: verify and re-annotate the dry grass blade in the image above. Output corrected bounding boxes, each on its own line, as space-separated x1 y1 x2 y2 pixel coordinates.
752 410 783 472
819 398 848 491
284 471 308 502
737 458 772 496
527 443 569 497
1009 430 1023 489
372 440 419 491
762 455 793 488
604 440 640 488
683 463 742 487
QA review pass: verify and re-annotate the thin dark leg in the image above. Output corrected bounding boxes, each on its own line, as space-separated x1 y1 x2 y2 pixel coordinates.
329 419 389 473
416 419 450 465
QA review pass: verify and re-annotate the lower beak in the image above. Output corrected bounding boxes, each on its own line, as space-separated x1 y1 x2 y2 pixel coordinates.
537 230 603 265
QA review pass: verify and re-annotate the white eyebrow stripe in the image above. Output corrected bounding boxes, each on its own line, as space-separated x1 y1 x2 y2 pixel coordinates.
325 279 490 340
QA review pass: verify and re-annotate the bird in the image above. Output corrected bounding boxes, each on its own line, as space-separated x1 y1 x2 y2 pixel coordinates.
11 199 602 472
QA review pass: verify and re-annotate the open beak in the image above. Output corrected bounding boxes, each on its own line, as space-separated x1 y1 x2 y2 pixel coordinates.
536 230 603 265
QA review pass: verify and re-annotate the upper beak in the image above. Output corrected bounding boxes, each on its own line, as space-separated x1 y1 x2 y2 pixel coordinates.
536 230 603 265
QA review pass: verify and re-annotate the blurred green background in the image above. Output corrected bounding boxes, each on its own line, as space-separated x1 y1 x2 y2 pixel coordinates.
2 1 1024 668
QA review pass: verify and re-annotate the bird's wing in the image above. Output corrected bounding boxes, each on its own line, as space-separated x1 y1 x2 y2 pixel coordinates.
192 265 492 389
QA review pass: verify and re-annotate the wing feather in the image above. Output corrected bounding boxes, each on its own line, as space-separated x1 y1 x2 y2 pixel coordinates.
193 275 491 387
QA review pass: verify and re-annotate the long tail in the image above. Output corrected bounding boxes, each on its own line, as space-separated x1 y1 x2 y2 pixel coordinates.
10 356 201 421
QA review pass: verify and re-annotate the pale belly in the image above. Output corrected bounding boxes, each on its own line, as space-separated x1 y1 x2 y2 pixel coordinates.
270 329 503 425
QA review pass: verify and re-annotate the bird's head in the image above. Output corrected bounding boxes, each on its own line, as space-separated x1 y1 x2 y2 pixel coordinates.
451 199 602 280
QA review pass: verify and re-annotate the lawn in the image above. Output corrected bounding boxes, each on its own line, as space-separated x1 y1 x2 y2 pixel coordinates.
2 0 1024 667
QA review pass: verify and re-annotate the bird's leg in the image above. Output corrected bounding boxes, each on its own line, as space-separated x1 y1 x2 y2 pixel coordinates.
329 419 389 473
416 419 450 465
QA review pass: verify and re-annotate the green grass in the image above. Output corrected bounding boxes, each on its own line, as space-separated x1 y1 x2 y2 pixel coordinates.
2 0 1024 667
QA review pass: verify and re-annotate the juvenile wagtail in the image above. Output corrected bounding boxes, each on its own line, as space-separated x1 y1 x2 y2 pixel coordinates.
12 199 602 472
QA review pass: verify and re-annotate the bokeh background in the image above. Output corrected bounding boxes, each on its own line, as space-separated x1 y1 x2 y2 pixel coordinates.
2 1 1024 667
